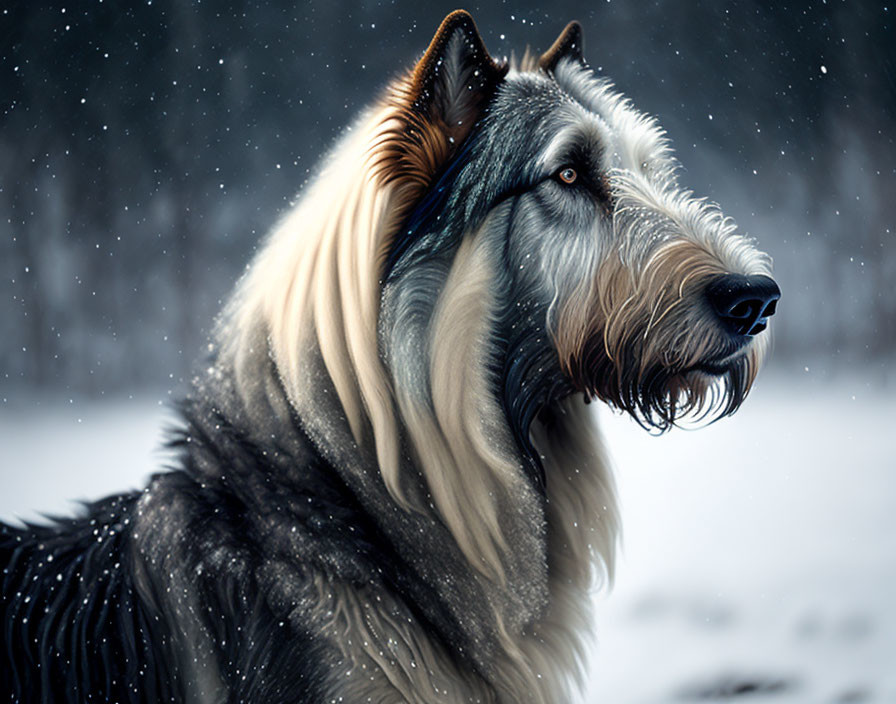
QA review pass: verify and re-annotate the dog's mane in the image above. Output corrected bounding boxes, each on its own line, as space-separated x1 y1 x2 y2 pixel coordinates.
216 54 619 701
222 64 615 557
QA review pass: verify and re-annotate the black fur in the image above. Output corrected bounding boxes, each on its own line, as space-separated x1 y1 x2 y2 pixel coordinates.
2 494 176 701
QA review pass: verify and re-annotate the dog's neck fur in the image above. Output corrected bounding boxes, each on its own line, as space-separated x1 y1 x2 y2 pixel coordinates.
203 151 618 702
206 313 541 663
202 39 619 700
197 319 616 702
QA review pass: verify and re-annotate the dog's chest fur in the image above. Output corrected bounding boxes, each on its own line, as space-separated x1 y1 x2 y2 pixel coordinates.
119 344 610 703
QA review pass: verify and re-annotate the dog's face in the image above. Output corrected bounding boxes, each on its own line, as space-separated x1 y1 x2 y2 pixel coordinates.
422 26 779 430
382 15 778 433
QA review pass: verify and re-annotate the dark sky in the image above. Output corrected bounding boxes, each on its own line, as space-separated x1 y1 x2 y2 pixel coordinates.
1 1 893 394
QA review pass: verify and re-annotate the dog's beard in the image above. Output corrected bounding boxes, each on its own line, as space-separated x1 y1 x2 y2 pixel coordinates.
576 334 759 431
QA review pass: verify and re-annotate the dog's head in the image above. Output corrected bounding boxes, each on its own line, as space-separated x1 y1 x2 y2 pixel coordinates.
383 12 779 433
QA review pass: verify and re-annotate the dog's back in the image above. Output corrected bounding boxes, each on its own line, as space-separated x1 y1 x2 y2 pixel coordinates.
1 494 175 700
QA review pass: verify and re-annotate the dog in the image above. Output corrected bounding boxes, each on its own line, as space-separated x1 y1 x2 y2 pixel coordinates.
1 11 779 703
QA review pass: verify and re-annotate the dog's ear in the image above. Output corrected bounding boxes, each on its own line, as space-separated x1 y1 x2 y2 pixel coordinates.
378 12 506 222
539 21 585 72
408 10 507 148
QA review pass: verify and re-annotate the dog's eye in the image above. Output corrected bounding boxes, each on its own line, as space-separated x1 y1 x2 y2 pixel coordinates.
557 167 578 185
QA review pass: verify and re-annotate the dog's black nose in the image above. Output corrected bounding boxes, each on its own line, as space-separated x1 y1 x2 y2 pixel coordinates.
706 274 780 336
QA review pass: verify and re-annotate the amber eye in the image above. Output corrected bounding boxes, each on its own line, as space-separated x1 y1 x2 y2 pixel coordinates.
557 167 578 185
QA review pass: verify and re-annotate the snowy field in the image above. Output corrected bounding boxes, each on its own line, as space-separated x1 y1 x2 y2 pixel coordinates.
587 370 896 703
1 370 893 703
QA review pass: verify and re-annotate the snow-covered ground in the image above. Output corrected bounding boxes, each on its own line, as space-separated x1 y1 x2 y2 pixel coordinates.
0 394 174 524
1 371 893 702
588 370 896 703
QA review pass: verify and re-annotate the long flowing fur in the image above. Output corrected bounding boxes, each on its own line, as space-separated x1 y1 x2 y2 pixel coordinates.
210 23 624 699
217 100 619 703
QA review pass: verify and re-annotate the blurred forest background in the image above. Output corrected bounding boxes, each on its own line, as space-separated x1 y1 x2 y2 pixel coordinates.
1 0 894 396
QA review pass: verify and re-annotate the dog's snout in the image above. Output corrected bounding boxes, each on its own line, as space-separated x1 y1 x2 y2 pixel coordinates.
706 274 780 336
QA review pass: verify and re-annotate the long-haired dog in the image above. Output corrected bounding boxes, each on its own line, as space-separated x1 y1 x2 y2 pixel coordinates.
2 12 779 703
